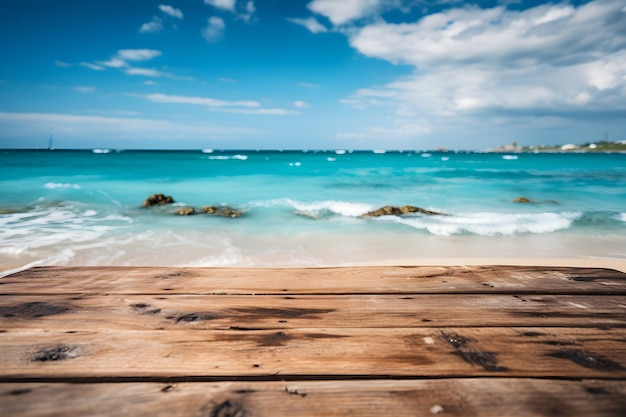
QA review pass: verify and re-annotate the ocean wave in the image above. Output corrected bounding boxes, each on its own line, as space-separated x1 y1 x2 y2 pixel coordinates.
620 213 626 222
44 182 82 189
387 211 582 236
248 198 374 218
205 154 248 160
0 206 132 255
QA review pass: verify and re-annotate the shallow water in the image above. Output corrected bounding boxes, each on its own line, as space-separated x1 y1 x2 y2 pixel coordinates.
1 149 625 273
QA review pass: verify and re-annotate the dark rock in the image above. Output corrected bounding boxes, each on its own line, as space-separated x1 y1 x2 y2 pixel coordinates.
174 207 195 216
362 205 447 217
200 206 244 218
294 210 319 220
142 194 174 207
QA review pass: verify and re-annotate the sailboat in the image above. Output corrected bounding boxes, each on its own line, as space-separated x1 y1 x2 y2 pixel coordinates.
48 134 54 150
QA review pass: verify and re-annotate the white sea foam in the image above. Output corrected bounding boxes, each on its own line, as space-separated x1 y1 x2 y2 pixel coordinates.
620 213 626 222
502 155 519 160
249 198 374 218
44 182 82 189
92 149 111 154
335 150 346 155
327 157 336 162
421 153 432 158
0 207 132 257
389 211 581 236
206 154 248 160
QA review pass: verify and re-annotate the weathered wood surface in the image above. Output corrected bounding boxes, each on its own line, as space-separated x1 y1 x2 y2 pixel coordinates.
2 265 625 295
3 380 626 417
1 266 626 416
2 294 625 330
2 327 626 379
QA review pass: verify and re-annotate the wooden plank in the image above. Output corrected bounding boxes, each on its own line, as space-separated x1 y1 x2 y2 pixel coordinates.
2 379 626 417
1 294 625 331
2 266 625 295
2 327 625 379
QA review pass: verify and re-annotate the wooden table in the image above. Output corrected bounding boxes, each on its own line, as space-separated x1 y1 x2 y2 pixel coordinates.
1 265 625 416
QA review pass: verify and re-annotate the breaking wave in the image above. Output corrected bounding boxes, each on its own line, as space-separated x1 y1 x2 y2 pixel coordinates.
44 182 82 189
0 205 132 256
248 198 374 218
205 154 248 160
388 211 582 236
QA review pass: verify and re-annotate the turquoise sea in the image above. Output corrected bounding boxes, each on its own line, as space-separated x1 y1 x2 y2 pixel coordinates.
1 149 625 274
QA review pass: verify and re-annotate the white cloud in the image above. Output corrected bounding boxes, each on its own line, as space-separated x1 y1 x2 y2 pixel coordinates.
218 77 237 83
80 62 105 71
294 100 310 108
159 4 183 19
87 50 164 76
91 49 162 70
239 1 256 23
0 111 256 141
137 93 260 108
97 57 127 68
131 93 297 115
204 0 236 12
143 80 157 86
54 60 72 67
74 86 96 93
125 68 173 78
117 49 162 61
208 108 299 115
308 0 382 25
350 1 625 68
202 16 225 42
287 17 328 34
341 0 626 135
140 16 163 33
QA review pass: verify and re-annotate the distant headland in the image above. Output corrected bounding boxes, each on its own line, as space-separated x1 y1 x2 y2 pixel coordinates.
489 140 626 153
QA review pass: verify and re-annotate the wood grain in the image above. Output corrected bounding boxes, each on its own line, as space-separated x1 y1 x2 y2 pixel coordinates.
2 266 625 295
2 327 625 379
1 265 625 416
1 294 625 330
2 379 626 417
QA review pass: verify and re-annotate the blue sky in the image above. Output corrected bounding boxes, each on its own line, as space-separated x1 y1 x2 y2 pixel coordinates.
1 0 625 150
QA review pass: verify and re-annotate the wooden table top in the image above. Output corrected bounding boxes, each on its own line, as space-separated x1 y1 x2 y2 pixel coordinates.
1 265 625 416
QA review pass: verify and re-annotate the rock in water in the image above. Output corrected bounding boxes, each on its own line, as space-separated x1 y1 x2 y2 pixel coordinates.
200 206 244 218
142 194 174 207
362 205 447 217
174 207 195 216
513 197 533 203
